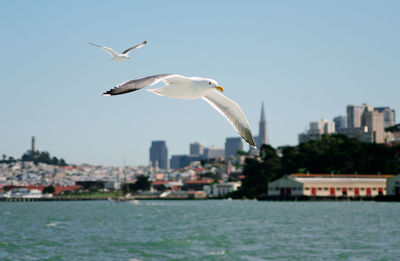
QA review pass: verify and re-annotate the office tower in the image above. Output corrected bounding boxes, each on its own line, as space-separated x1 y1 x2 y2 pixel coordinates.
256 102 269 148
225 137 243 157
374 107 395 128
149 140 168 169
333 115 347 132
190 142 204 156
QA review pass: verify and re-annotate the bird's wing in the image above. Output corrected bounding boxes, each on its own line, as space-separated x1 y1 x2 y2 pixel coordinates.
102 74 186 96
122 40 148 54
89 42 119 57
202 90 256 148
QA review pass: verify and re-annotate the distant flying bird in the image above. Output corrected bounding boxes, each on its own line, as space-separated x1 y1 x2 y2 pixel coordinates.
89 40 147 62
102 74 256 148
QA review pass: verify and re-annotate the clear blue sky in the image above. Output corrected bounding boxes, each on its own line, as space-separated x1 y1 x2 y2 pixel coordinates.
1 0 399 166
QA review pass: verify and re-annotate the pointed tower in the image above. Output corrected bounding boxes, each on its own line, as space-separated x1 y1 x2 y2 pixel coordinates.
257 102 269 148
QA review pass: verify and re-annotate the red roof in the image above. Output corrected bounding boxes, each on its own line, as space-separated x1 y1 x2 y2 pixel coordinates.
292 173 394 178
152 180 169 185
185 179 212 184
54 185 81 194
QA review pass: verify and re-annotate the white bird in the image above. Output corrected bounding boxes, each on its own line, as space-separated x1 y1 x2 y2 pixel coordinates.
102 74 256 148
89 40 147 62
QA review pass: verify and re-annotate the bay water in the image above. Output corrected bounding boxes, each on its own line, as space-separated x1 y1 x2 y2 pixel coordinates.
1 200 399 260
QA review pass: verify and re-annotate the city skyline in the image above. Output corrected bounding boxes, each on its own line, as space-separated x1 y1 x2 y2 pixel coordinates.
1 1 399 166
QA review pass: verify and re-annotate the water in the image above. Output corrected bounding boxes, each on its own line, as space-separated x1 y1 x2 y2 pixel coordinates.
1 200 399 260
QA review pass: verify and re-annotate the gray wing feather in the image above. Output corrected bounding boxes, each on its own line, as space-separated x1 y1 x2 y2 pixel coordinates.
202 90 256 148
122 40 148 54
102 74 176 96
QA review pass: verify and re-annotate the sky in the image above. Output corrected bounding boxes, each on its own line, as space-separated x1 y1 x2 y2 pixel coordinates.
0 0 399 166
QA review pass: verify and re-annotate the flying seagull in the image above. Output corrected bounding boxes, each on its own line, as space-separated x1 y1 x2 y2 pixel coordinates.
89 40 147 62
102 74 256 148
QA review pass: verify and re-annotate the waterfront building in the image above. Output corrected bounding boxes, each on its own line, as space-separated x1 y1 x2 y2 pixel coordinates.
212 182 241 197
190 142 204 156
268 173 393 197
149 140 168 170
225 137 243 158
386 174 400 196
298 119 336 144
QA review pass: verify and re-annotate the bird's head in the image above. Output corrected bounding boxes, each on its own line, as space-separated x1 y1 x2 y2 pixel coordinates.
204 78 224 93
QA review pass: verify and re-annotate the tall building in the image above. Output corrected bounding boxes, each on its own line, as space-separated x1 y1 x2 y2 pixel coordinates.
339 103 389 144
190 142 204 156
256 102 269 148
31 136 36 154
203 146 225 159
374 107 395 128
225 137 243 157
363 110 385 143
347 104 373 128
333 115 347 132
149 140 168 169
298 119 336 144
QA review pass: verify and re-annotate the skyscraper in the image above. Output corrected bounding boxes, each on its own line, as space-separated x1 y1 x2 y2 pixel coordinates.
256 102 269 148
225 137 243 157
149 140 168 169
190 142 204 156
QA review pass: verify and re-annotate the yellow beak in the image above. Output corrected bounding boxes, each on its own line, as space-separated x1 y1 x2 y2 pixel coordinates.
215 86 224 92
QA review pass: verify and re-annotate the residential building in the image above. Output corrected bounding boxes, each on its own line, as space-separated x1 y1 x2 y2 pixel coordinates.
212 182 241 197
333 115 347 132
375 107 395 128
298 119 335 144
386 174 400 196
268 174 393 197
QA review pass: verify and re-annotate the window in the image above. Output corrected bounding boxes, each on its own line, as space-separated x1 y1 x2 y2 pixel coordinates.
318 188 322 190
373 188 377 191
305 187 310 190
324 187 328 190
292 187 297 191
275 187 280 191
336 188 341 191
349 188 353 191
361 188 365 191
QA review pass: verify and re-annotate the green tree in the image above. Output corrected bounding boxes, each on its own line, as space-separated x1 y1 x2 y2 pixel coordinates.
134 175 151 191
43 185 55 194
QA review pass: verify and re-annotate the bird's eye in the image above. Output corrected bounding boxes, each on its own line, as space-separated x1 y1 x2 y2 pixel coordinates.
208 82 211 85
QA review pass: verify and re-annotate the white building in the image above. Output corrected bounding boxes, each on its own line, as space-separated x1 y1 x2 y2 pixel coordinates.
299 119 336 144
212 182 241 197
268 174 393 197
387 174 400 196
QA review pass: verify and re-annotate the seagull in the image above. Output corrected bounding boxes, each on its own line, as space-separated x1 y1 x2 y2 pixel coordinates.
102 74 256 148
89 40 147 62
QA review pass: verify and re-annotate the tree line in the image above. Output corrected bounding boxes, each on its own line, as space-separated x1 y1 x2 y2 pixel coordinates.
0 151 67 166
231 134 400 199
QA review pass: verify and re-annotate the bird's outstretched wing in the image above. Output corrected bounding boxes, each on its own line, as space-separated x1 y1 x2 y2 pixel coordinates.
102 74 187 96
122 40 148 54
202 90 256 148
89 42 120 58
